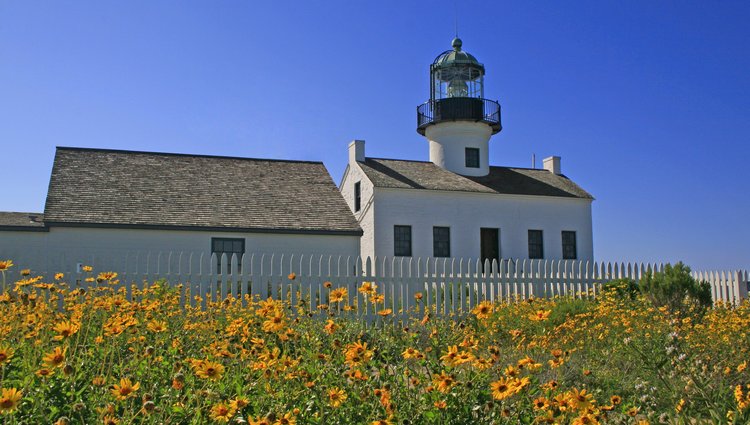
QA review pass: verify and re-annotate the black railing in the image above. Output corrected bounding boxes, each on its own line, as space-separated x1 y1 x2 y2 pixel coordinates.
417 98 502 135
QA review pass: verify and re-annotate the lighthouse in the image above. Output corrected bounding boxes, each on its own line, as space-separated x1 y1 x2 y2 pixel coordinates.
416 38 502 177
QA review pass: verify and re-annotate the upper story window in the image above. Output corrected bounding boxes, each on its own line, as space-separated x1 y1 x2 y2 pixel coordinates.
465 147 480 168
528 230 544 259
562 231 577 260
354 181 361 212
433 226 450 257
211 237 245 272
394 225 412 257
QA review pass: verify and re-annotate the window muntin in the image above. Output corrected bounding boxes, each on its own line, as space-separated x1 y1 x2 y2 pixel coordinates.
394 225 412 257
433 226 450 257
528 230 544 259
562 231 577 260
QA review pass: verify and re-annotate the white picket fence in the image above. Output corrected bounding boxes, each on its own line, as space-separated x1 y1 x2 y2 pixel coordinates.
2 251 747 319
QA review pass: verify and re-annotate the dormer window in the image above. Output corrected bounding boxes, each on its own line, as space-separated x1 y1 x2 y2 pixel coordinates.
465 148 479 168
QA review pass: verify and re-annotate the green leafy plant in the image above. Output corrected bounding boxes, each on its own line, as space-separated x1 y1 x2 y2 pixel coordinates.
638 262 712 315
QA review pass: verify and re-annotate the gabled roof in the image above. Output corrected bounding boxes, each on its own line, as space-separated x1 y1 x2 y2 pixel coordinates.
0 212 46 231
357 158 593 199
42 147 362 235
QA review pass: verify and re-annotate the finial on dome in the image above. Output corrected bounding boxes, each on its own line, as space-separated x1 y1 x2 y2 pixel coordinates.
451 37 462 51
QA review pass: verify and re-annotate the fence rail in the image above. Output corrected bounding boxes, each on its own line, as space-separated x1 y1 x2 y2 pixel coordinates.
2 252 747 318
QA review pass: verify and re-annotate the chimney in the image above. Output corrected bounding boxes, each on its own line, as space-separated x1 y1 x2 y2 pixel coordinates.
543 156 561 175
348 140 365 164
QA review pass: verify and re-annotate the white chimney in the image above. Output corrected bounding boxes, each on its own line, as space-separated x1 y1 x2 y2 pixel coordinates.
348 140 365 164
543 156 561 175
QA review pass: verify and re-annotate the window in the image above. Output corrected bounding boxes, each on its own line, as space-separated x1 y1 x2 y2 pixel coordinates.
433 226 450 257
394 225 412 257
562 231 577 260
528 230 544 259
211 237 245 271
465 147 479 168
354 181 361 212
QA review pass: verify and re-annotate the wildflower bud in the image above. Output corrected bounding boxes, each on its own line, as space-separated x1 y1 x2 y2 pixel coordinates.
145 346 155 356
173 373 185 382
266 413 277 422
73 402 85 411
142 393 154 402
143 400 156 412
293 408 301 415
55 417 71 425
63 364 74 377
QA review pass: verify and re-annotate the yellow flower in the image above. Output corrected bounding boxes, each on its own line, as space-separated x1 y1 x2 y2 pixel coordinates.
329 287 348 303
110 378 140 401
0 260 13 271
35 368 55 377
20 269 31 276
490 377 514 400
323 320 339 335
569 388 594 411
358 281 377 296
0 388 22 413
273 412 296 425
0 345 14 365
262 312 286 333
471 300 494 319
210 403 237 422
529 309 551 321
328 387 347 407
43 346 67 368
81 265 92 272
377 308 393 317
533 397 550 410
287 272 296 280
372 421 392 425
229 397 249 411
434 400 447 409
626 406 640 417
52 320 80 340
571 413 599 425
432 372 456 393
402 347 422 359
146 320 168 333
192 360 225 381
54 273 64 280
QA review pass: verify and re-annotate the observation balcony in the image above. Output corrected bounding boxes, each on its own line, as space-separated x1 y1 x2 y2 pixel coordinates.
417 97 502 136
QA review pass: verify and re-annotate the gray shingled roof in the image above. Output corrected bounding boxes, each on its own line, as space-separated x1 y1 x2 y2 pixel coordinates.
43 147 362 234
0 212 46 230
358 158 593 199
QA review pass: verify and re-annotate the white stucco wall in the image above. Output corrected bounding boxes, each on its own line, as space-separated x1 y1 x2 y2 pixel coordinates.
339 163 376 260
0 227 360 275
370 188 593 261
425 121 493 176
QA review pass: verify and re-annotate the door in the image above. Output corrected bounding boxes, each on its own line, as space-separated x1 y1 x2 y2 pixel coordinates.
480 228 499 269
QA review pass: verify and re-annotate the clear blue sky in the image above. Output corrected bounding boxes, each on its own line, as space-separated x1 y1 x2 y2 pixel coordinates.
1 1 748 270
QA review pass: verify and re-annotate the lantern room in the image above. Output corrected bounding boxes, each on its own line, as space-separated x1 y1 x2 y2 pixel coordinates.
417 38 501 136
431 37 484 100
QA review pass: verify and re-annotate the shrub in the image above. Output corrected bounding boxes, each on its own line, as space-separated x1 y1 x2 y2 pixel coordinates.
639 262 712 314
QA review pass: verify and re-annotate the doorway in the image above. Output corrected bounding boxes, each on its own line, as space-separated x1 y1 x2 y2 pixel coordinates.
480 228 499 269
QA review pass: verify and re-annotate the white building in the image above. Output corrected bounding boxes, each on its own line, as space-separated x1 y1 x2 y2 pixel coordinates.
0 38 593 274
339 38 593 263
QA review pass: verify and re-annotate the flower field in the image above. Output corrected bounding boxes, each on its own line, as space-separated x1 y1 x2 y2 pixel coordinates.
1 261 750 424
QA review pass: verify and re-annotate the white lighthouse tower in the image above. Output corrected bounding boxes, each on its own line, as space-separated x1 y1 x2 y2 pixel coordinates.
416 38 502 177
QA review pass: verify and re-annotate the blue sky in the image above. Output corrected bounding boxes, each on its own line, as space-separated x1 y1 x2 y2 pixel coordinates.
1 1 748 270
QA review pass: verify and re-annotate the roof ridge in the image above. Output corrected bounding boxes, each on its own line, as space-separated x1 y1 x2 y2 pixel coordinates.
366 157 434 164
0 211 44 215
56 146 324 165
